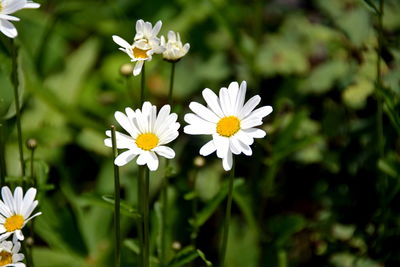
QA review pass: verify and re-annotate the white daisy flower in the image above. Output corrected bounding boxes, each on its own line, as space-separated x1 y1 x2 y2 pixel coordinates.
183 81 273 171
104 102 180 171
0 0 40 38
0 187 42 242
160 30 190 62
112 19 164 76
0 240 25 267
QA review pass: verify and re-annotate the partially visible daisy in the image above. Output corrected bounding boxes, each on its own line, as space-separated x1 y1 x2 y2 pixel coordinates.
0 240 25 267
112 19 164 76
0 187 42 242
184 81 273 171
104 102 180 171
0 0 40 38
160 30 190 62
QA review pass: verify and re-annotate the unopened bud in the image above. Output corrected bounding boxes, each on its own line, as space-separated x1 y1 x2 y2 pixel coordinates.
26 138 38 150
120 63 134 77
26 237 34 246
193 156 205 167
171 241 181 251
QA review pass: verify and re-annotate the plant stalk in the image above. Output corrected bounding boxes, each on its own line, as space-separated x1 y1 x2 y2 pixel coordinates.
219 158 235 267
111 126 121 267
140 63 146 103
10 39 25 178
376 0 384 157
142 167 150 267
0 121 6 185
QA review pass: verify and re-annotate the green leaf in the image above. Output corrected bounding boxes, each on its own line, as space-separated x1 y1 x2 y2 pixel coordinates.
167 246 212 267
0 69 13 119
102 194 141 219
191 178 244 228
362 0 379 14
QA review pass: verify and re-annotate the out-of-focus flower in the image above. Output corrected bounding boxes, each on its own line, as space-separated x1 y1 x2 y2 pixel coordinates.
0 240 25 266
112 19 164 76
0 0 40 38
184 81 273 171
0 187 42 242
161 31 190 62
104 102 180 171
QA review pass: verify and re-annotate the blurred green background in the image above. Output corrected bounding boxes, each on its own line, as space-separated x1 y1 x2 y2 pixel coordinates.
1 0 400 266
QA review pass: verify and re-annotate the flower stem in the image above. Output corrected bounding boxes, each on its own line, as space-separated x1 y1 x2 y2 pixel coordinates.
159 61 176 266
10 39 25 178
140 63 146 103
142 167 150 267
111 126 121 267
219 158 235 267
137 166 144 266
376 0 385 157
22 241 33 267
0 121 6 186
168 62 176 105
190 169 199 245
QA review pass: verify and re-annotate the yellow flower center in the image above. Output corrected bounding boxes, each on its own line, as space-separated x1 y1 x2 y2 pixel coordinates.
4 215 24 232
133 47 149 59
216 116 241 137
0 3 2 12
0 251 12 266
136 133 159 150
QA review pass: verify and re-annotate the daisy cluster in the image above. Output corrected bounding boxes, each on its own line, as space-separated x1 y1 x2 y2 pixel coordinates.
0 187 41 267
113 19 190 76
107 20 273 172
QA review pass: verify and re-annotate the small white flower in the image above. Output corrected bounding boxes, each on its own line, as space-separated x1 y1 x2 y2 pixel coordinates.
104 102 180 171
160 30 190 62
0 0 40 38
112 19 164 76
184 81 273 171
0 187 42 242
0 240 25 267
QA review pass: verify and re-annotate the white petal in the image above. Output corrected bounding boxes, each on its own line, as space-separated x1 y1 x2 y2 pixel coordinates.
219 87 233 115
104 131 136 150
133 61 144 76
0 19 17 38
23 212 41 224
235 81 247 113
238 140 252 156
248 106 273 119
229 137 241 155
0 225 6 234
188 102 220 123
241 118 263 129
152 20 162 36
114 150 138 166
14 187 23 215
2 0 26 14
202 88 224 118
1 187 14 213
0 14 20 21
184 124 214 135
235 130 254 145
14 230 24 241
0 200 12 217
0 232 11 241
184 113 216 134
199 140 216 156
242 128 266 139
239 95 261 119
24 1 40 9
153 146 175 159
213 134 229 159
227 81 239 112
147 151 159 171
114 111 137 137
12 241 21 253
21 201 37 218
222 151 233 171
112 35 131 48
136 19 144 33
22 188 36 212
158 130 179 145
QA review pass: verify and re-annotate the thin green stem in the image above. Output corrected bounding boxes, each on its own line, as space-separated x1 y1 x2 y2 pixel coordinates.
22 241 33 267
168 62 176 105
190 169 199 245
219 158 235 267
140 63 146 103
137 166 144 266
142 167 150 267
0 121 6 185
111 126 121 267
160 62 176 266
10 39 25 177
376 0 384 157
